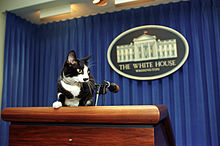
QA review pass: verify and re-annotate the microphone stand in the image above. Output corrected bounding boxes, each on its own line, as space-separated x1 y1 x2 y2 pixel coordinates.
95 85 101 106
101 81 108 106
95 81 108 106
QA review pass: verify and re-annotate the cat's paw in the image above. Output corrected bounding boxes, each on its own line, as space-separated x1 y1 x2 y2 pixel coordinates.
53 101 62 109
85 99 93 106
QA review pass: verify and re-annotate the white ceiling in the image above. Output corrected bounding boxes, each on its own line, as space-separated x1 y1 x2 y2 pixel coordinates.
9 0 186 24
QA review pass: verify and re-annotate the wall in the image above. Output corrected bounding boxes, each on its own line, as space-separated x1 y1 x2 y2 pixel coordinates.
0 12 6 114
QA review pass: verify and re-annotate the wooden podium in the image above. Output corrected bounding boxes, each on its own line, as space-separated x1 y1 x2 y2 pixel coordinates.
1 105 175 146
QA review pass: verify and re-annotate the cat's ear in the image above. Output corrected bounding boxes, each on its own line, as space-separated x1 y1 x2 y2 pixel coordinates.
80 55 92 65
67 50 77 65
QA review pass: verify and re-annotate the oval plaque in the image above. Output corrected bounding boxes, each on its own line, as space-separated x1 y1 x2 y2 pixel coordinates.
107 25 189 80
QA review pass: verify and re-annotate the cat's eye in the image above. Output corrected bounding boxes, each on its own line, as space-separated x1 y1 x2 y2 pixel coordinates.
77 69 83 74
88 70 90 74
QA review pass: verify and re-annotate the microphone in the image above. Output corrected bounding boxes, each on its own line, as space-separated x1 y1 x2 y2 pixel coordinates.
95 81 120 106
105 81 120 93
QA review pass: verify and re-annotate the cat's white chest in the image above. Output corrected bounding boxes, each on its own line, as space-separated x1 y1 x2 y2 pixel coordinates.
61 80 81 96
65 98 80 106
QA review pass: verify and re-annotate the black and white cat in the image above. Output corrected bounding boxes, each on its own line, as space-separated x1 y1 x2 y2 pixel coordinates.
53 50 95 108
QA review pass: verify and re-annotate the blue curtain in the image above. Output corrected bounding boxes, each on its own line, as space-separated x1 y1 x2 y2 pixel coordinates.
1 1 220 146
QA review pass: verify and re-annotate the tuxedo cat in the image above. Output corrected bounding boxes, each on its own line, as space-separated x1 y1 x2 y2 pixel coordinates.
53 50 95 108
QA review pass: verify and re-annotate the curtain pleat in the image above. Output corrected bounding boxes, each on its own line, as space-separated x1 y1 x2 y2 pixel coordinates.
1 1 220 146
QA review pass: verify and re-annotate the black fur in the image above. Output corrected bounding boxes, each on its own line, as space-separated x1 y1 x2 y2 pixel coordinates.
54 50 95 107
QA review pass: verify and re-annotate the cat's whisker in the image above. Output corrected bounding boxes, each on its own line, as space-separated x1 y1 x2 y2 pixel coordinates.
88 83 92 95
89 61 96 68
88 81 93 96
89 64 96 68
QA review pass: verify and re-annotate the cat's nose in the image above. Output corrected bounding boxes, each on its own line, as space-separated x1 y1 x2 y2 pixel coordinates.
83 78 89 81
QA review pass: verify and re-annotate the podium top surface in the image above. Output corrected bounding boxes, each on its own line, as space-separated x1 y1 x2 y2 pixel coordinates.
1 105 168 125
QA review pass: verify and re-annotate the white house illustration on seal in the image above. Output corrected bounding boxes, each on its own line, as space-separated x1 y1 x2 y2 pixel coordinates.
116 33 178 63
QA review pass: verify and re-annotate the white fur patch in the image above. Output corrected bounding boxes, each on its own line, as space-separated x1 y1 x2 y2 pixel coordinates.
85 99 92 106
61 80 81 96
53 101 62 108
72 65 89 82
57 93 62 98
65 97 80 106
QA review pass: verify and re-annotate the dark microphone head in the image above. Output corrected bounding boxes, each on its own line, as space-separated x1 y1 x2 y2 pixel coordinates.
108 83 120 93
99 85 108 94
